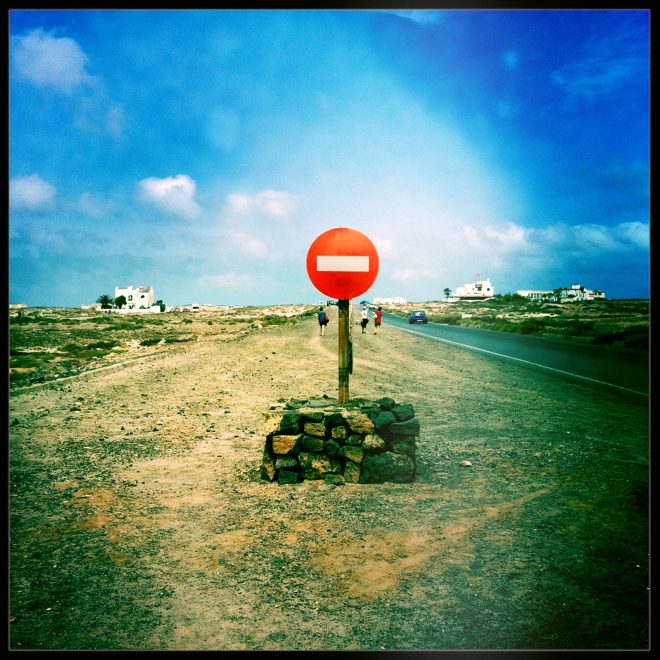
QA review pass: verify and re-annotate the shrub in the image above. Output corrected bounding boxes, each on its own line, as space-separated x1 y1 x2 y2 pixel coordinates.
515 318 548 334
140 337 162 347
428 314 461 325
261 315 289 327
86 340 118 350
61 343 84 354
10 353 49 369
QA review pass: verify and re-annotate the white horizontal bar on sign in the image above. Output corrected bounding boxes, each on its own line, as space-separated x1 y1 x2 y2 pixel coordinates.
317 255 369 272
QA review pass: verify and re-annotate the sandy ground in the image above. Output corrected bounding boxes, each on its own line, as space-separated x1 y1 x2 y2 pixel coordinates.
9 306 649 650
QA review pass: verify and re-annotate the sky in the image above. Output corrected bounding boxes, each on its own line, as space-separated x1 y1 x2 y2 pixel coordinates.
8 8 650 307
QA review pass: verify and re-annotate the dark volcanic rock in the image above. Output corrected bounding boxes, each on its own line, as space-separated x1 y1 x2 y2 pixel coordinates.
360 452 415 484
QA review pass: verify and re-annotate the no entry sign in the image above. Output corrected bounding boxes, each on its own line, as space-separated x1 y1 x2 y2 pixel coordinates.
306 227 379 300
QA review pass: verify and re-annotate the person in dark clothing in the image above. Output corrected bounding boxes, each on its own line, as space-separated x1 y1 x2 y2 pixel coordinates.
318 306 329 336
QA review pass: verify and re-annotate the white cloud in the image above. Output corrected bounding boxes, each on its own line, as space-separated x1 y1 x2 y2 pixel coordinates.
378 219 648 299
573 224 619 251
226 189 297 219
74 192 114 218
10 174 56 210
225 230 268 258
551 28 647 103
483 223 528 249
12 29 123 139
137 174 202 219
12 29 94 94
391 268 417 283
530 221 648 254
613 221 649 250
457 220 648 262
372 237 399 260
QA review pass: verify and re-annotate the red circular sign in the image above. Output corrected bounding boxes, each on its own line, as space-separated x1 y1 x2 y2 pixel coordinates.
306 227 379 300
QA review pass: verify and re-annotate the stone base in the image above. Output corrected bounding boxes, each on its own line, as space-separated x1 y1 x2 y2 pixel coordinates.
261 397 419 484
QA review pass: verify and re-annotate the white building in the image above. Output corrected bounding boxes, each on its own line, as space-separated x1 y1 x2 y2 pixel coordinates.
554 285 605 302
114 285 155 309
373 296 407 305
454 278 494 300
516 290 554 300
516 285 605 302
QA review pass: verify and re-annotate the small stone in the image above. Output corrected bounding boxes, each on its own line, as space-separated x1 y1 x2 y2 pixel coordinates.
461 460 473 467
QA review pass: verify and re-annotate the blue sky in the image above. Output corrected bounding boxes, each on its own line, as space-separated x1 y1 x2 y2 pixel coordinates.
9 8 650 306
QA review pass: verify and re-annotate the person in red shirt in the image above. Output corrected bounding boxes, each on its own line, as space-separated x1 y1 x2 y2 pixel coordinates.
373 307 383 334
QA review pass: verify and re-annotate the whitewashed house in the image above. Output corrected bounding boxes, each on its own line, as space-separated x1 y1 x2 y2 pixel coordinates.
454 278 494 300
516 290 554 300
554 285 605 302
114 285 155 309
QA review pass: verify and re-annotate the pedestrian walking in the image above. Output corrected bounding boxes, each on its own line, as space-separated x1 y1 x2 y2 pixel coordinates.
360 305 369 333
318 306 329 336
373 307 383 334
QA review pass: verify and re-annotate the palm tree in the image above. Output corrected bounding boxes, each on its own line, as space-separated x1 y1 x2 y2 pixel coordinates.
443 288 452 300
96 294 114 309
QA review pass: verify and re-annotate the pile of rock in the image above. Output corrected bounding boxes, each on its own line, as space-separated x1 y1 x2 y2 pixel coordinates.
260 396 419 484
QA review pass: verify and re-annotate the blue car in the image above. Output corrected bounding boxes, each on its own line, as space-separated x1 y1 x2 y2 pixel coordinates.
408 311 428 324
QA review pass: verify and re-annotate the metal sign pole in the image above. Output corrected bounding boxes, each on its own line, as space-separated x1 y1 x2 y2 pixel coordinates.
338 298 350 403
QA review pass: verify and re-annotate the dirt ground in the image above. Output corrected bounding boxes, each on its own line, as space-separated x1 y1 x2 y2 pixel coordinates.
9 306 649 650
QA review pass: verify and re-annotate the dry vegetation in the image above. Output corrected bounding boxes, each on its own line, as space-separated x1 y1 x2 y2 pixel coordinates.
9 301 649 650
9 299 648 391
382 297 648 349
9 305 316 390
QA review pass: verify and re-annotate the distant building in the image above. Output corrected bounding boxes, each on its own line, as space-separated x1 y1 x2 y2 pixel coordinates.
516 290 554 301
373 296 407 305
554 285 605 302
9 303 28 309
454 278 494 300
114 285 155 309
517 285 605 302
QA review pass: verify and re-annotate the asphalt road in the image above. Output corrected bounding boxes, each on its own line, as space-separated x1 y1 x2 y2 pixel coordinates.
380 311 649 399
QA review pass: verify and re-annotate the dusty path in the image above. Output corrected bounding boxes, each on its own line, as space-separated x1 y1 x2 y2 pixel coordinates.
9 310 649 650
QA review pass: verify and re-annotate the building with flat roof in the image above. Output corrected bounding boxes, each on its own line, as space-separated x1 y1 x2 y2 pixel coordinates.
454 278 494 300
516 290 553 300
114 285 155 309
